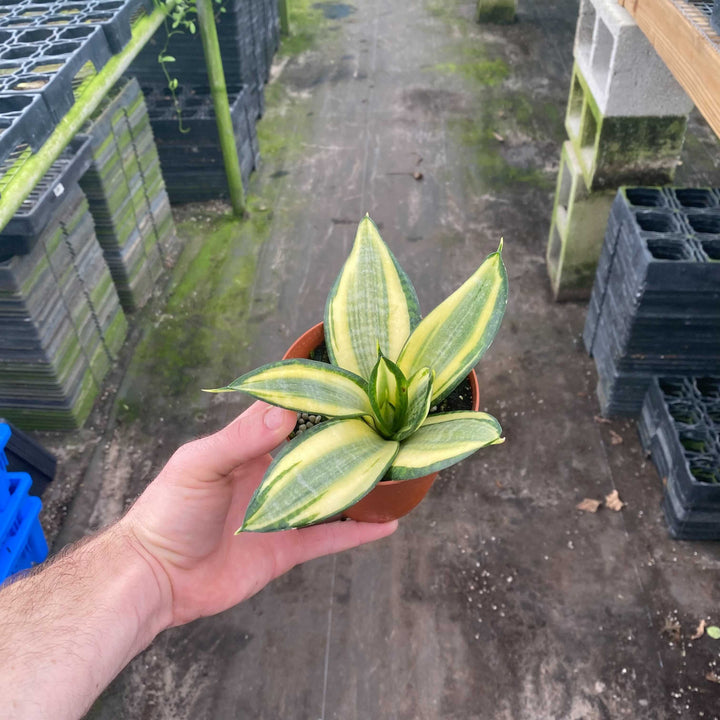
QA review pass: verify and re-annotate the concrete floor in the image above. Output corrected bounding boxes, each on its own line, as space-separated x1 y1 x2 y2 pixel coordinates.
37 0 720 717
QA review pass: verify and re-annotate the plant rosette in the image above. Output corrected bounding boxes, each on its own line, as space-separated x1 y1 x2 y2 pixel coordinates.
283 322 481 523
206 215 508 532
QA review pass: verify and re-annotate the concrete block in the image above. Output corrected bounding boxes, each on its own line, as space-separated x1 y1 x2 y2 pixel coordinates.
546 141 615 301
476 0 515 24
565 62 688 190
574 0 693 117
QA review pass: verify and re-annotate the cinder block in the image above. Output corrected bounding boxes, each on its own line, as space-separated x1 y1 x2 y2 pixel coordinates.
476 0 515 24
565 63 687 190
574 0 692 117
546 141 615 300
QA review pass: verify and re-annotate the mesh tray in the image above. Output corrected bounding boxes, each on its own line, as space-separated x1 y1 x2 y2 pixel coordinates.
0 135 92 243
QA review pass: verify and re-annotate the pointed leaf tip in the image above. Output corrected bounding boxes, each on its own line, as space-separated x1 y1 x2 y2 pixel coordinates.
325 216 421 378
497 237 504 253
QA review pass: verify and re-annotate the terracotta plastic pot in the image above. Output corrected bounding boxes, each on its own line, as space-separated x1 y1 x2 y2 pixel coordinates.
283 322 480 523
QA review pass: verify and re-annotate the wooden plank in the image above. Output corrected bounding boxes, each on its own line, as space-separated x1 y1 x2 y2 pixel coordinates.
619 0 720 138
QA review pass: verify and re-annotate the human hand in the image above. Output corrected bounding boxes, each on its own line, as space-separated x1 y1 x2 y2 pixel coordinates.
120 401 398 627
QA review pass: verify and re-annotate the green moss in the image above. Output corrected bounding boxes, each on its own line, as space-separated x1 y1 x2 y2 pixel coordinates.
476 0 516 24
103 310 128 358
426 0 458 21
433 59 509 87
567 64 688 189
120 199 274 425
447 101 554 193
255 81 315 167
420 8 562 193
279 0 329 56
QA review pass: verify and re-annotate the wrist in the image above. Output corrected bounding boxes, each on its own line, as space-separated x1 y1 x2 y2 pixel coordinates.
110 519 175 649
0 521 175 719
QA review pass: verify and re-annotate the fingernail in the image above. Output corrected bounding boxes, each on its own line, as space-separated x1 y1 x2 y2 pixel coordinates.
264 406 286 430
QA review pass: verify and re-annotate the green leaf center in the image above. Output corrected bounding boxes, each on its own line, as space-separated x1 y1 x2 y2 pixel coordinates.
367 353 433 441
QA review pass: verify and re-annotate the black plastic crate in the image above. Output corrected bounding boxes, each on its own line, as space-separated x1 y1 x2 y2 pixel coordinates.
126 0 260 90
88 0 155 54
662 481 720 541
585 187 720 416
0 92 53 181
0 419 56 496
143 82 258 201
0 29 113 123
0 135 92 246
639 377 720 514
0 0 154 149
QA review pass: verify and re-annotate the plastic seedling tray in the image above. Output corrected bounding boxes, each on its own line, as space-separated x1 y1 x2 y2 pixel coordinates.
83 76 141 152
585 187 720 390
0 92 53 174
662 481 720 541
127 10 254 88
89 0 155 54
639 377 720 515
1 136 91 244
7 33 113 123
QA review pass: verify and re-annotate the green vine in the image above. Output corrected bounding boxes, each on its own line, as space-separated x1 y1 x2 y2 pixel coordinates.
153 0 225 133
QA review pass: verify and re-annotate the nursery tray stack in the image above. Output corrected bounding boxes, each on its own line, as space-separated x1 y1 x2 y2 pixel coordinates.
0 0 156 190
0 423 48 582
80 77 177 312
125 0 266 116
142 83 259 204
583 187 720 417
639 377 720 540
125 0 277 202
0 0 161 432
0 139 127 431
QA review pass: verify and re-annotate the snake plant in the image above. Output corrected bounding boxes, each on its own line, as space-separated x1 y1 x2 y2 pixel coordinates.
207 216 508 531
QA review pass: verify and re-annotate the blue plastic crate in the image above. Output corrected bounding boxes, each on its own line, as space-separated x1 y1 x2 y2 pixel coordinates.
0 471 32 531
0 494 47 581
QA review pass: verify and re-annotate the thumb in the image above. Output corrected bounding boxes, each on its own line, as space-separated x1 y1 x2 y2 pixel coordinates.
169 402 297 481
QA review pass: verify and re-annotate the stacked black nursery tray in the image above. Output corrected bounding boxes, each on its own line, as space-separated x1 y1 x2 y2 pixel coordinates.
0 143 128 431
125 0 265 108
584 187 720 416
0 1 172 432
80 77 177 312
639 377 720 540
124 0 278 202
0 0 156 186
141 83 259 204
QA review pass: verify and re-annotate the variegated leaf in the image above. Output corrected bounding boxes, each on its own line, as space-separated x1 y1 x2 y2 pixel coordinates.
386 411 503 480
397 243 507 403
324 215 421 380
368 354 407 438
205 359 372 418
393 367 434 442
240 418 399 531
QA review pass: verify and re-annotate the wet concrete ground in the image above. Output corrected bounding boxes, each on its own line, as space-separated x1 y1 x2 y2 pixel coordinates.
36 0 720 717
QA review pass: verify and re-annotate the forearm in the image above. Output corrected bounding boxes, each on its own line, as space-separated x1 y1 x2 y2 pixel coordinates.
0 523 172 720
